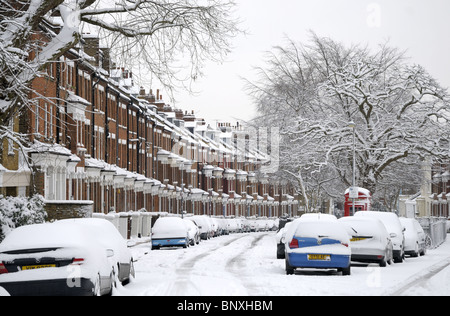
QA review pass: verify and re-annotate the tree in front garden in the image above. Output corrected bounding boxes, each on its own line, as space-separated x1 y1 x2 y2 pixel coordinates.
246 34 450 211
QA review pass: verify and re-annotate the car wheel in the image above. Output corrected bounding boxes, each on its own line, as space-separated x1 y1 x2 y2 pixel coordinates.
394 253 403 263
425 235 432 249
420 247 426 256
277 244 286 259
342 265 351 276
285 257 294 275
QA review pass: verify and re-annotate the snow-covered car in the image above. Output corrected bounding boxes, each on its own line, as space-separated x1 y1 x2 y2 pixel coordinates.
285 220 351 275
55 218 135 284
249 220 259 232
183 219 201 246
240 218 251 233
0 223 116 296
399 218 427 257
258 220 269 232
339 217 393 267
355 211 405 263
217 218 229 235
276 222 292 259
189 216 212 240
152 217 189 249
227 218 240 233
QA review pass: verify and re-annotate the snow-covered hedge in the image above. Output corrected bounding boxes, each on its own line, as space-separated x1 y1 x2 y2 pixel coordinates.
0 195 47 242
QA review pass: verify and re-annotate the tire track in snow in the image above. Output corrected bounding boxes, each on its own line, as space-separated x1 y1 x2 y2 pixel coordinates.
226 233 268 273
388 257 450 296
165 234 254 295
225 233 272 294
178 234 245 270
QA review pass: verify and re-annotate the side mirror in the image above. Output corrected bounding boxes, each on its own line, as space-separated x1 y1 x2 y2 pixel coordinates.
106 249 115 258
390 233 397 238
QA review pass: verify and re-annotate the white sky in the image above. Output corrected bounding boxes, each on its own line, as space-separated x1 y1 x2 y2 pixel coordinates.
173 0 450 124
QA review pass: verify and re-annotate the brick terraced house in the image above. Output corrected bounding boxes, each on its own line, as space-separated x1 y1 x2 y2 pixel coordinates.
0 20 299 221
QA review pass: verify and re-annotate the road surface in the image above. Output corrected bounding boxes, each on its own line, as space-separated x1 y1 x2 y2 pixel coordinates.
115 232 450 296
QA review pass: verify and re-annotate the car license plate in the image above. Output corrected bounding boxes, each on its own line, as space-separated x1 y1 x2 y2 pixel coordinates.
22 264 56 271
351 237 369 242
308 254 331 261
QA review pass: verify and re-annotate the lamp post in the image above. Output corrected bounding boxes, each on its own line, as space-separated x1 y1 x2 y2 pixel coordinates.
348 121 356 216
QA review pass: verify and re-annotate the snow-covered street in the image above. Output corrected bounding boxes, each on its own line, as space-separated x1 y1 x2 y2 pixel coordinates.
115 232 450 296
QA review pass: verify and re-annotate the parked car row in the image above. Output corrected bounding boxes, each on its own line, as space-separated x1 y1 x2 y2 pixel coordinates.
0 214 278 296
151 216 279 250
277 211 429 276
0 219 134 296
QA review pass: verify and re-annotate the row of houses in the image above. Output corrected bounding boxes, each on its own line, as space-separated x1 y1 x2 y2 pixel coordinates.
0 21 299 220
399 162 450 219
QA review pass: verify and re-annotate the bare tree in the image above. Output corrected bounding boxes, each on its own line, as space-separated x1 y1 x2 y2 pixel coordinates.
0 0 240 139
247 34 450 208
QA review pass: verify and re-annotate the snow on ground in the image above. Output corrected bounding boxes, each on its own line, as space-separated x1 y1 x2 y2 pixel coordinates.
115 232 450 296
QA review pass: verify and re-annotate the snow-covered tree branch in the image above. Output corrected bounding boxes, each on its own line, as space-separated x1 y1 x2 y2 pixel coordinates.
247 33 450 208
0 0 240 142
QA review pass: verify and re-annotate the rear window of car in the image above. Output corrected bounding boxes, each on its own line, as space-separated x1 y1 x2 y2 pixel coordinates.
294 221 349 243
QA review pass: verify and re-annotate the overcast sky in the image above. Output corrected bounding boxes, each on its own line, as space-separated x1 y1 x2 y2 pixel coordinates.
173 0 450 124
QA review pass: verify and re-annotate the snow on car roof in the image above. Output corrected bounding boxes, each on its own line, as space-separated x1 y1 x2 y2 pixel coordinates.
294 221 350 242
354 211 403 235
300 213 337 222
339 217 389 237
0 223 91 252
152 217 188 237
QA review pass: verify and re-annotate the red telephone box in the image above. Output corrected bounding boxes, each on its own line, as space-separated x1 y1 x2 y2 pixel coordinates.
344 187 371 217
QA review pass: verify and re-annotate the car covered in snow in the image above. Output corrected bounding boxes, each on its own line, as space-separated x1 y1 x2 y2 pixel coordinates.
0 222 117 296
227 218 240 234
399 217 427 257
55 218 135 285
189 216 213 240
249 220 259 232
152 217 189 249
339 217 393 267
355 211 405 263
183 218 201 246
276 222 292 259
284 220 351 275
278 213 337 260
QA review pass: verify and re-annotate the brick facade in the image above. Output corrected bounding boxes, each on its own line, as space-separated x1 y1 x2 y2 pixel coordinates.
0 28 300 219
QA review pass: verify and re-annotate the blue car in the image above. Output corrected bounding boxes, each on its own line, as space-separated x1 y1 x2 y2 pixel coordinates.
151 217 189 250
285 220 351 275
152 237 188 249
